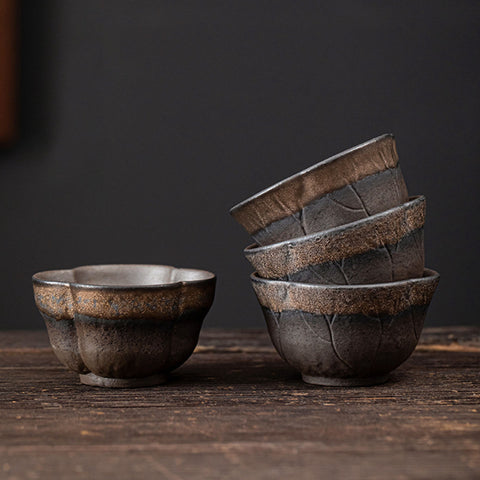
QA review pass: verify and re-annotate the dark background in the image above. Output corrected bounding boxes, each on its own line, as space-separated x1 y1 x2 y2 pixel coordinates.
1 1 479 329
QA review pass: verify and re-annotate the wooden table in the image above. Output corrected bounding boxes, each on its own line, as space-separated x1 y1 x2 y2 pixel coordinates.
1 328 479 479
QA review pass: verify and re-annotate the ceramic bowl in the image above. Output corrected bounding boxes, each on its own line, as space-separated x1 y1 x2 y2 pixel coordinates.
251 269 439 386
33 264 216 388
230 134 409 246
245 196 425 285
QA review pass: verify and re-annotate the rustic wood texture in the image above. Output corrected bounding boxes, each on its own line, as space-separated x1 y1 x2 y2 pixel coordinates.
0 327 479 479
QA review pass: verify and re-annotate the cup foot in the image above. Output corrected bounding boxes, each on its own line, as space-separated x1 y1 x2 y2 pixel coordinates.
302 373 389 387
79 372 167 388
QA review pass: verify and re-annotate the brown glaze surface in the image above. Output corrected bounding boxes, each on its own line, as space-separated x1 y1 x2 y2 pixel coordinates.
32 265 216 387
33 265 215 320
251 269 439 316
230 134 405 240
252 269 439 385
245 196 425 284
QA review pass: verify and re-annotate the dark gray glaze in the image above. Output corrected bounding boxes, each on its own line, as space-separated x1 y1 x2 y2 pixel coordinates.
33 265 216 388
245 196 425 285
252 166 408 246
251 269 439 386
230 134 409 246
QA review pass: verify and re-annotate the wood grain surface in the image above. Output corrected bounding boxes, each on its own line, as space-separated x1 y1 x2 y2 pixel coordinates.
0 328 479 479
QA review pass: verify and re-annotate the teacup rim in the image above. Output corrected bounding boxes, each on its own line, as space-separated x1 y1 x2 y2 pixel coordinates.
250 268 439 291
32 264 216 290
230 133 393 215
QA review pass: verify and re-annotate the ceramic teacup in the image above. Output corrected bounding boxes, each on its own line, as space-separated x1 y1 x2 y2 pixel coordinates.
245 196 425 285
251 269 439 386
33 264 216 388
230 134 408 246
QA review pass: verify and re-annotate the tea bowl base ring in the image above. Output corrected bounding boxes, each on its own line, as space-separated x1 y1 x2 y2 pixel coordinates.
79 372 168 388
302 373 390 387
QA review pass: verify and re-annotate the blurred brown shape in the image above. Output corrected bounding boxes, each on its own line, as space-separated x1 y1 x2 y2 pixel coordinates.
0 0 17 145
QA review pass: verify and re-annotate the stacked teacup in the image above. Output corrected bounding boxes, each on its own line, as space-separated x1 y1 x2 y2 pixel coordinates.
230 134 439 386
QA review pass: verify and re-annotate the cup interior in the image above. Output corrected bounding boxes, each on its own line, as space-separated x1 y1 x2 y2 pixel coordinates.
34 265 215 287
